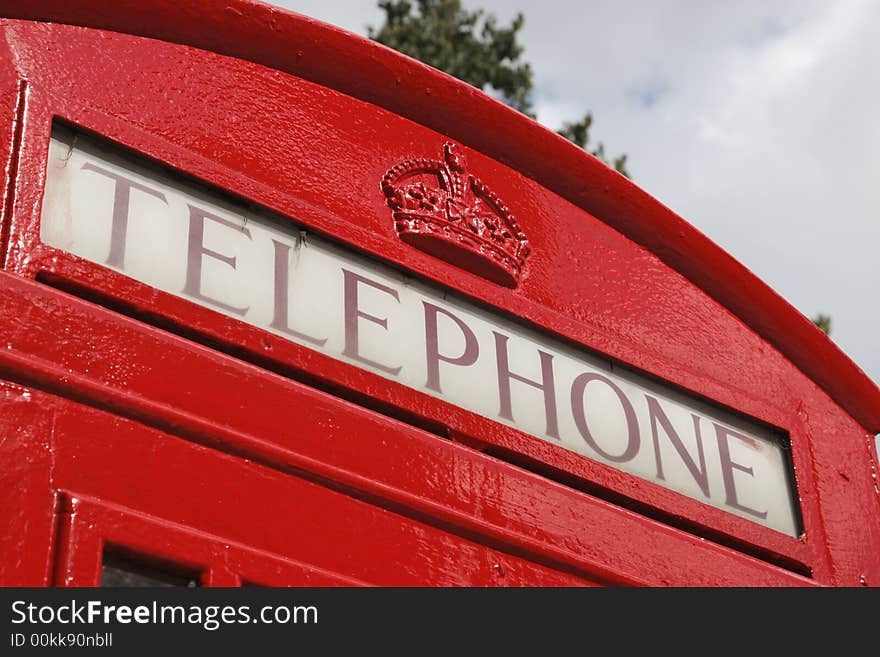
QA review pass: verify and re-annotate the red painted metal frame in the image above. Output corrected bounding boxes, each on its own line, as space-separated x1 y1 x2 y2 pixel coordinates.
0 2 877 586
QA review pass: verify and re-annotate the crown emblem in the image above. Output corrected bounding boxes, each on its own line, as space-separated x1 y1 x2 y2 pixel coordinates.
381 143 530 287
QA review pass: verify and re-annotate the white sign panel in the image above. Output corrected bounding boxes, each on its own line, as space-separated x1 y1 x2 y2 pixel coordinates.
40 128 801 536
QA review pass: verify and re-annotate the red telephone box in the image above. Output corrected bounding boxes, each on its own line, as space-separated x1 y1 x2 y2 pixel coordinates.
0 0 878 587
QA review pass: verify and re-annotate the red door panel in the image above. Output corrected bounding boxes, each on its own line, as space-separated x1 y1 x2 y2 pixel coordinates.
55 496 370 587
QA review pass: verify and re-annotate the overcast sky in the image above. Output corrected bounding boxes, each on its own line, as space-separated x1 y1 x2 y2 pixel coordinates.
268 0 879 390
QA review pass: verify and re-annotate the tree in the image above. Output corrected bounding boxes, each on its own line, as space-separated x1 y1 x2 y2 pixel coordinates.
369 0 629 177
812 313 832 336
557 113 629 178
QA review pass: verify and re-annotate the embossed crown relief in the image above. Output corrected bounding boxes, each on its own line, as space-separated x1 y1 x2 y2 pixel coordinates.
381 143 530 288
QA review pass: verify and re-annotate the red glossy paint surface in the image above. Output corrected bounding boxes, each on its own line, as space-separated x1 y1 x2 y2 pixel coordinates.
0 1 877 586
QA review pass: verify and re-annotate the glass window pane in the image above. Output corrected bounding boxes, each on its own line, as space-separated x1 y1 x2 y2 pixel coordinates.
101 549 199 587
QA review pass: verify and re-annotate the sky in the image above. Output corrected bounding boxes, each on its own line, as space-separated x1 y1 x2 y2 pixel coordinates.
267 0 879 396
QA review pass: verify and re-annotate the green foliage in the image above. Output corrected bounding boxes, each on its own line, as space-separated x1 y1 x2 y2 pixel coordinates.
369 0 534 115
369 0 630 177
557 113 630 178
812 313 832 336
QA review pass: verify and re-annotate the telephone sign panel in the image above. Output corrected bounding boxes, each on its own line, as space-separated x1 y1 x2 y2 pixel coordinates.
41 128 800 536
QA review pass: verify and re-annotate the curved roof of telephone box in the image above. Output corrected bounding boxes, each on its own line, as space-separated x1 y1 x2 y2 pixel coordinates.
1 0 878 432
